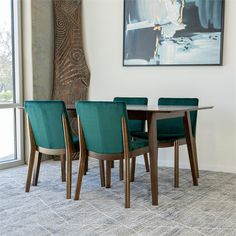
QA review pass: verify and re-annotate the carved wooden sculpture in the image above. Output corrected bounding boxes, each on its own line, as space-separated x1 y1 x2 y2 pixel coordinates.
52 0 89 159
52 0 90 105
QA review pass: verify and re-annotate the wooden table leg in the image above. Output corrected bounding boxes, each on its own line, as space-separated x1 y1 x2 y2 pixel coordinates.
183 111 198 186
147 113 158 205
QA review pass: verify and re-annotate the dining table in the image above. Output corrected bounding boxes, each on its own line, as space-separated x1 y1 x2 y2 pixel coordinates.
67 104 213 206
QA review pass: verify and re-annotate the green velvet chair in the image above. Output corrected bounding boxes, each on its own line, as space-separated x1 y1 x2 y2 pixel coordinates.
113 97 149 182
24 100 79 199
74 101 149 208
133 98 199 187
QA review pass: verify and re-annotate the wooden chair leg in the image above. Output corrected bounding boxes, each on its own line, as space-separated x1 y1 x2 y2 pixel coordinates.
143 153 150 172
174 140 179 188
99 160 105 187
66 152 72 199
84 155 88 175
119 159 124 181
125 157 131 208
25 148 36 192
131 157 136 182
111 160 114 168
74 152 87 200
86 155 88 172
193 139 199 178
60 154 66 182
32 151 42 186
106 160 111 188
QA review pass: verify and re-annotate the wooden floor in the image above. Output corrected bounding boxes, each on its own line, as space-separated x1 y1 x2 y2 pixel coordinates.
0 159 236 236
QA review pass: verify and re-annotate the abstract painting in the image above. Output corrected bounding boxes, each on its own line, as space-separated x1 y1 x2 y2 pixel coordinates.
123 0 225 66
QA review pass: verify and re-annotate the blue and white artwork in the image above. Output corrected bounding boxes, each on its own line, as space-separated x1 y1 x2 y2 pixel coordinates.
123 0 224 66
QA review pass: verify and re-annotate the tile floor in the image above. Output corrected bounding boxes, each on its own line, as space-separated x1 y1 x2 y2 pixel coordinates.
0 159 236 236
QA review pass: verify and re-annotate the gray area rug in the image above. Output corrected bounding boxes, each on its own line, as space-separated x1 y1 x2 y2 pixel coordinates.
0 159 236 236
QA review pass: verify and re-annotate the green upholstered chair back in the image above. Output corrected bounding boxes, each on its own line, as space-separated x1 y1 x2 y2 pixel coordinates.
157 98 199 137
113 97 148 133
76 101 131 154
25 100 73 149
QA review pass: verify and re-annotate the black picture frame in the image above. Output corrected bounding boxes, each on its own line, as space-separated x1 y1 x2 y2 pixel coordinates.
123 0 225 67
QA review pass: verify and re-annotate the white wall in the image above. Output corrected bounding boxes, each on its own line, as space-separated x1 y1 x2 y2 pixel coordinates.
82 0 236 173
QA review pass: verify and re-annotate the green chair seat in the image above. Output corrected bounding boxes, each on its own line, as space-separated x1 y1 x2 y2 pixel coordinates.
132 131 185 142
131 138 148 150
130 130 143 136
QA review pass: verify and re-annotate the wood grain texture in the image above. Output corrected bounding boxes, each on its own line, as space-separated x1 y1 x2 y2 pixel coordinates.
32 151 42 186
174 140 179 188
25 115 37 192
52 0 90 105
122 117 131 208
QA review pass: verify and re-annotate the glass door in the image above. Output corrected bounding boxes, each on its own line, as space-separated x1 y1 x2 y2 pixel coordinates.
0 0 23 168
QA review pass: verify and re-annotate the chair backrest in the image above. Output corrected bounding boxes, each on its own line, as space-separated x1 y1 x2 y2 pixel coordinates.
113 97 148 133
76 101 131 154
158 98 199 137
25 100 73 149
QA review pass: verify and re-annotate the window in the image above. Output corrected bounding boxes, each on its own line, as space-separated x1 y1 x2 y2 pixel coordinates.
0 0 23 168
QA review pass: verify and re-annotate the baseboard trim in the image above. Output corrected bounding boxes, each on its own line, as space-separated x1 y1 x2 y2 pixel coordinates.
136 157 236 174
0 160 25 170
158 160 236 174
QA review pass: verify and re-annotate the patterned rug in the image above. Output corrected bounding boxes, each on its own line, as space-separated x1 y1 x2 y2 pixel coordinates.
0 159 236 235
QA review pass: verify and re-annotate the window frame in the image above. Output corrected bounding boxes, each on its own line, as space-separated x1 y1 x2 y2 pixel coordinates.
0 0 24 169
